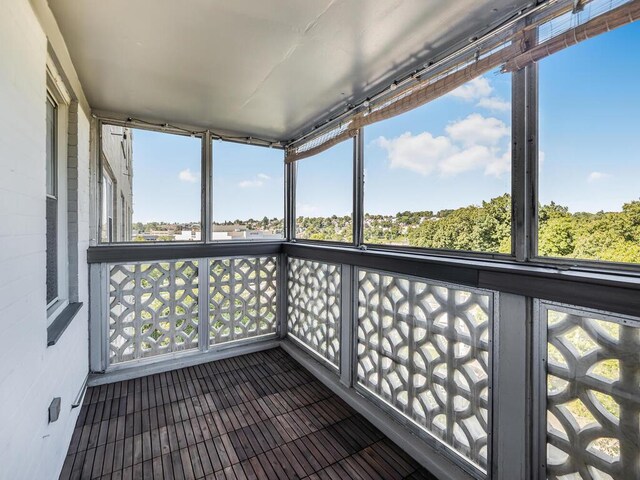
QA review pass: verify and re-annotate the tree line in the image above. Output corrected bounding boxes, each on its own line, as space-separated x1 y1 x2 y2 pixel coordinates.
298 194 640 263
131 196 640 263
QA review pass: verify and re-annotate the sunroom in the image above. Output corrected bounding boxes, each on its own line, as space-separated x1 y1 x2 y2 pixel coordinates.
1 0 639 479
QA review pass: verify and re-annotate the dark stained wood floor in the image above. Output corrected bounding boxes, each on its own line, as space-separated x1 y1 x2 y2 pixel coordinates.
60 348 435 480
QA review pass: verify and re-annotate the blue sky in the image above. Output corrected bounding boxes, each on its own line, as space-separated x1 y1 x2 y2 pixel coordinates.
212 140 283 222
131 132 284 223
538 20 640 212
131 129 201 223
131 20 639 222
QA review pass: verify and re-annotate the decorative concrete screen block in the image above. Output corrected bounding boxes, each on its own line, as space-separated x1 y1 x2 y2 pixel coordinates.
357 269 492 471
109 261 199 364
543 303 640 480
209 256 278 345
287 257 341 368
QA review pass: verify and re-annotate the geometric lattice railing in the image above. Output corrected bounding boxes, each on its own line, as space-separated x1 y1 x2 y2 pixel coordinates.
107 256 278 366
109 260 199 364
542 302 640 480
356 268 493 473
209 256 278 346
286 257 341 368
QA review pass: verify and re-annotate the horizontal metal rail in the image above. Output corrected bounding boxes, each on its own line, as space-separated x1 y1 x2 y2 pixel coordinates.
89 241 640 316
87 241 283 263
283 243 640 317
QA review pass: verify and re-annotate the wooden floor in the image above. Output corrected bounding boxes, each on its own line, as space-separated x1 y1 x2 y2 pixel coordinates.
61 348 435 480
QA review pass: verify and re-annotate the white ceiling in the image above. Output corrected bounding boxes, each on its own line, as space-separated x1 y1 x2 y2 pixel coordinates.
49 0 530 141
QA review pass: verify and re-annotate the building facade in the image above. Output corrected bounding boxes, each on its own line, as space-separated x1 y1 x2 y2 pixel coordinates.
100 124 133 242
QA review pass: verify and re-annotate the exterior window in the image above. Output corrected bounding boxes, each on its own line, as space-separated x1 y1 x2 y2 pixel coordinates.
295 140 353 243
363 69 512 254
120 192 126 240
101 172 114 242
211 140 284 241
45 69 73 320
537 21 640 264
100 125 201 242
46 96 58 306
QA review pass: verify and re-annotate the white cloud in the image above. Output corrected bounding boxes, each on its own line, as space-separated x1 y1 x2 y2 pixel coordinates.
448 75 510 112
376 114 511 178
445 113 509 147
238 173 272 188
477 96 511 112
587 171 611 183
449 77 493 101
485 148 511 177
376 132 455 175
178 168 198 183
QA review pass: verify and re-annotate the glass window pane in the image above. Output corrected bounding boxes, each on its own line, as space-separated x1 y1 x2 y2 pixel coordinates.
363 69 512 254
295 140 353 243
46 98 56 196
46 192 57 305
100 125 201 242
212 140 284 240
538 21 640 264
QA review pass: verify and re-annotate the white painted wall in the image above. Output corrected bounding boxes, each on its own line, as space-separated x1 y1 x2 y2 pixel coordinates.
0 1 90 478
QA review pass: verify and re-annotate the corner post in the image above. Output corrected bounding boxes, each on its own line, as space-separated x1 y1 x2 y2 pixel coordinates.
353 130 364 247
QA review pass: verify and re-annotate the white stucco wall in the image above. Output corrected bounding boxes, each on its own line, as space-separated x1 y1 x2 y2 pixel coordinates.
0 1 90 478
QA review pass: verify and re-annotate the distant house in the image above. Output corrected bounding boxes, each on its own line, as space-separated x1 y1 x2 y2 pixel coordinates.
175 230 202 241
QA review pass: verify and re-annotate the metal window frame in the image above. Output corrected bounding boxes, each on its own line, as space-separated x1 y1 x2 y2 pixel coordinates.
209 136 287 244
46 93 58 199
527 19 640 274
353 130 364 247
95 118 288 247
96 119 207 246
46 93 60 309
290 135 358 246
357 70 519 259
286 160 295 240
203 131 213 243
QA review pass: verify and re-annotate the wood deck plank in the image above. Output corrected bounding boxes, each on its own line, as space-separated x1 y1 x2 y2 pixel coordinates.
61 348 433 479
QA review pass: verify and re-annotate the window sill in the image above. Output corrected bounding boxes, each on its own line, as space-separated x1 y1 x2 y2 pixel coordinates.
47 302 83 347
